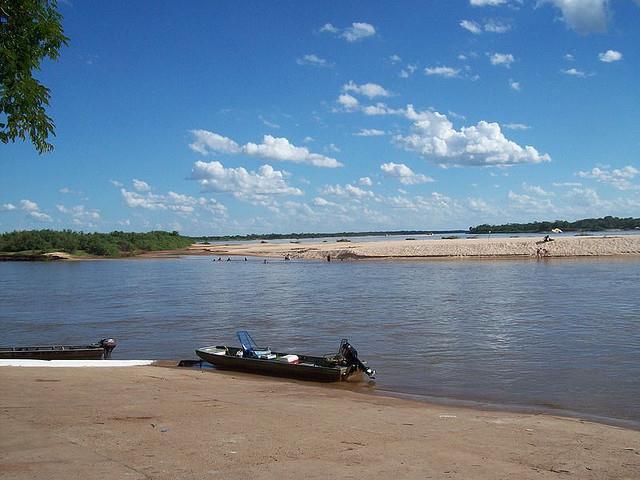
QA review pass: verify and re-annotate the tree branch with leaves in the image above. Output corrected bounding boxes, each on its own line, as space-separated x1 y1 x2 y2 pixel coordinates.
0 0 68 154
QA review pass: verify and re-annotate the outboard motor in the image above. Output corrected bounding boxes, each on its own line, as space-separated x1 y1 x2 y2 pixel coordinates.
99 338 117 359
339 339 376 379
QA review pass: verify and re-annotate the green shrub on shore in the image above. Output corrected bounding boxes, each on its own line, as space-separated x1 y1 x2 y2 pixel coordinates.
0 230 194 257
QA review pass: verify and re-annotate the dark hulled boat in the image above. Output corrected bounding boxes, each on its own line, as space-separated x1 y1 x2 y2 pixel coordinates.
0 338 116 360
195 332 375 382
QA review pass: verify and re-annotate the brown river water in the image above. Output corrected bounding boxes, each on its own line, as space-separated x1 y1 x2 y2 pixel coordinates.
1 255 639 426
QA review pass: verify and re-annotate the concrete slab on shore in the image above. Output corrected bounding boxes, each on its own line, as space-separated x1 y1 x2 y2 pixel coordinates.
0 359 154 367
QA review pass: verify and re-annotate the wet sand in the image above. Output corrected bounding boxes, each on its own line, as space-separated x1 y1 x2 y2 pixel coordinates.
1 365 638 479
184 234 640 260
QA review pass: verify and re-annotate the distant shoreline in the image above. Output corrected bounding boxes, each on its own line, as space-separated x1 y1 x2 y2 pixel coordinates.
3 234 640 262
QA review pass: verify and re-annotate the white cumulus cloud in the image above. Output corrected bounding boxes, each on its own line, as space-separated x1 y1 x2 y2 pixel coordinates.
189 131 342 168
460 19 482 34
321 22 376 42
399 64 418 79
120 190 165 210
598 49 622 62
343 81 391 98
354 128 385 137
577 165 639 190
381 162 434 185
119 181 227 215
562 67 587 77
319 23 339 33
20 199 39 212
503 123 530 130
28 211 53 222
132 179 151 192
508 79 521 91
244 135 342 168
1 203 17 211
425 66 461 78
312 197 338 207
189 130 240 155
335 99 551 169
342 22 376 42
296 54 332 67
395 106 551 167
460 18 510 33
522 183 554 197
470 0 507 5
540 0 610 34
362 103 401 116
338 93 359 110
483 19 511 33
489 52 514 67
322 183 375 199
56 204 101 226
553 182 583 187
19 199 52 221
190 161 303 198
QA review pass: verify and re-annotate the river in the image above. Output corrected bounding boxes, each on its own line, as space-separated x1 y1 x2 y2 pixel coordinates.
1 255 638 425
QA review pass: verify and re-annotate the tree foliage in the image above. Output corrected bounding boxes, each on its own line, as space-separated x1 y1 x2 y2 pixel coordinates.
0 0 68 153
470 216 640 234
0 230 195 257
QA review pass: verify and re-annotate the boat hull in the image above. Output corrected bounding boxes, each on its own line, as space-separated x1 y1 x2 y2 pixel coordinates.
0 346 106 360
195 346 348 382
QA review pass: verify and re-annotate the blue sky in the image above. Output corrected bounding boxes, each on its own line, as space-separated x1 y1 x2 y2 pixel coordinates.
1 0 639 235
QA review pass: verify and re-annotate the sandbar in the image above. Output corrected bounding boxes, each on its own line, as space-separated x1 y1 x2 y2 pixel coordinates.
184 234 640 260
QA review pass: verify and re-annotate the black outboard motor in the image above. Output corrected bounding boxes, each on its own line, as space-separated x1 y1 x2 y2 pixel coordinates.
339 339 376 378
99 338 117 359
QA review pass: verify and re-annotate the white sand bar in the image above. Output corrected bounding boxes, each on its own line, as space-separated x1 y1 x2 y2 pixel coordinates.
0 359 155 368
190 235 640 260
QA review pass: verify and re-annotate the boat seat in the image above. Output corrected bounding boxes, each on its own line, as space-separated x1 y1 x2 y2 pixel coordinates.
236 330 273 359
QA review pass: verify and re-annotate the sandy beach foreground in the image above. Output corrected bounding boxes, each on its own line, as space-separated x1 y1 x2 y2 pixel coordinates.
181 234 640 260
1 366 638 479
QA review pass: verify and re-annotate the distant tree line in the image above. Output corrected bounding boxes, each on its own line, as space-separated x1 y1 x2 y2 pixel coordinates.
201 229 464 241
0 230 194 256
469 216 640 234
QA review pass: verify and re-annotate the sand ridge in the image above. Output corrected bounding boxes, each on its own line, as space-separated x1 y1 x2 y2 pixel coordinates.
187 234 640 260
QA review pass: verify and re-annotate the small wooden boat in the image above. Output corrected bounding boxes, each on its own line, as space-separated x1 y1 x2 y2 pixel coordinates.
196 332 375 383
0 338 116 360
